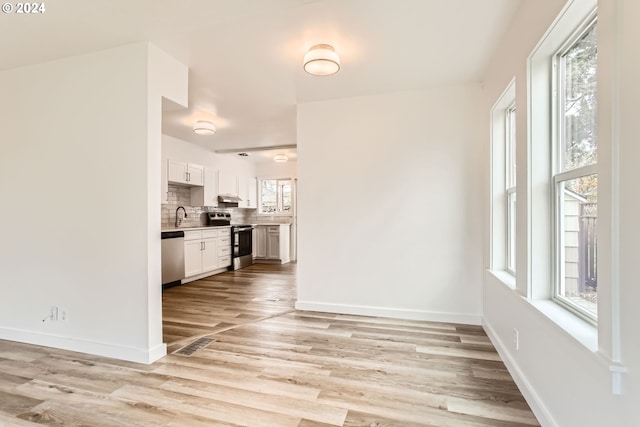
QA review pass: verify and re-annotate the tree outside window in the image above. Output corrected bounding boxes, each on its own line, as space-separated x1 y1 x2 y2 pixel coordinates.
554 17 598 320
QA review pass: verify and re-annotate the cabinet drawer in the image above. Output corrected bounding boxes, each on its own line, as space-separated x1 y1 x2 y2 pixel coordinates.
218 255 231 267
267 226 279 233
218 236 231 247
218 245 231 257
184 230 202 241
218 227 231 237
202 229 218 239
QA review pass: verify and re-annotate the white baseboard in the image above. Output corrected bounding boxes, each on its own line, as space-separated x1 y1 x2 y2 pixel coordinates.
0 327 167 365
295 301 481 325
182 267 228 284
481 320 558 427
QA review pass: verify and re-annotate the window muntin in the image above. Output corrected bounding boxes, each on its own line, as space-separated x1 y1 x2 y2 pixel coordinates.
259 179 293 215
553 17 598 321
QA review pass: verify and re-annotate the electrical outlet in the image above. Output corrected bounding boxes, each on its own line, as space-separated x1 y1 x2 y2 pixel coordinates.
513 328 519 351
59 308 68 322
50 306 59 321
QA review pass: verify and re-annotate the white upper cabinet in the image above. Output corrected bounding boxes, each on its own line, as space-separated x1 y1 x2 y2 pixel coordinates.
161 158 169 203
191 167 218 207
238 176 257 208
167 160 204 186
218 171 238 196
188 164 204 186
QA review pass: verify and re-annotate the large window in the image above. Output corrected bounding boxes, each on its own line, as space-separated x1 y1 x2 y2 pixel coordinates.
259 179 293 215
553 17 598 321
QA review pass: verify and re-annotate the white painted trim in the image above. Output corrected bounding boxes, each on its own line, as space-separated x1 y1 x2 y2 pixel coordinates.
181 267 229 284
608 0 622 367
482 319 559 427
0 327 167 365
295 301 481 325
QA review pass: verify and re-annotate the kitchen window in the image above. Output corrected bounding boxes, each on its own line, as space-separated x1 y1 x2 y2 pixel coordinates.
552 16 598 321
258 179 293 215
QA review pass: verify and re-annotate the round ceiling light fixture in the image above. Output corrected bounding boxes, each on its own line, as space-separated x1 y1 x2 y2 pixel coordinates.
273 154 289 163
193 120 216 135
303 44 340 76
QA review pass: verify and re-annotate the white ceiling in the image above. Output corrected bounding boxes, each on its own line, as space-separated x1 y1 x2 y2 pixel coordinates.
0 0 520 163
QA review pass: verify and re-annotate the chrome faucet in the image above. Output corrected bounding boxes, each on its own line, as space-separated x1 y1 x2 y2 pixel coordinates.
175 206 187 227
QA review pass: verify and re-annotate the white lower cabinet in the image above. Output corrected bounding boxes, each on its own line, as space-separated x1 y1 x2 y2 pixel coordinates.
183 228 232 279
201 236 218 272
255 226 267 258
255 224 290 263
184 238 205 277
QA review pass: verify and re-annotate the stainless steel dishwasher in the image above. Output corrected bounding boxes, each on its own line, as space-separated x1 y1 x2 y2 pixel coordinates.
161 231 185 288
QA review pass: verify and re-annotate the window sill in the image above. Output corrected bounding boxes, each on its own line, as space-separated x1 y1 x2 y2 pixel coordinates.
488 269 516 290
257 213 293 217
526 299 597 352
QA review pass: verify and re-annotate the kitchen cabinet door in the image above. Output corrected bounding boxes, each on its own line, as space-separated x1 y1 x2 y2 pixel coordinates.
252 228 257 259
248 178 257 208
161 158 169 203
191 167 217 207
184 239 203 277
218 172 238 196
255 226 267 258
201 237 217 272
238 176 257 208
168 160 189 184
187 164 204 186
267 228 280 259
168 160 204 186
255 224 290 263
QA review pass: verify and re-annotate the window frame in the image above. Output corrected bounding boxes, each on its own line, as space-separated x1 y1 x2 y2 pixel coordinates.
489 79 516 282
550 14 598 324
257 178 294 216
505 103 517 275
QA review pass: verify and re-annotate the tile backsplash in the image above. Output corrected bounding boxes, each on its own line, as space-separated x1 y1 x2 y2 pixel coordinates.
162 184 293 229
162 184 294 229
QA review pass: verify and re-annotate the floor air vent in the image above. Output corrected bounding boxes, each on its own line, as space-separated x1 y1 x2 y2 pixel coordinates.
173 337 215 356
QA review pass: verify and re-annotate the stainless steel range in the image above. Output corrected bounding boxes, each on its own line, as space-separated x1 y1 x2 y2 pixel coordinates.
206 212 253 271
230 224 254 270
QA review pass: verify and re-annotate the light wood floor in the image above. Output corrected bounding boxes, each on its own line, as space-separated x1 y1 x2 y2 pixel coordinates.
0 263 539 426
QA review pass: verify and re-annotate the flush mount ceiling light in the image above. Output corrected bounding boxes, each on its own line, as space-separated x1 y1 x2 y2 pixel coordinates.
303 44 340 76
273 154 288 163
193 120 216 135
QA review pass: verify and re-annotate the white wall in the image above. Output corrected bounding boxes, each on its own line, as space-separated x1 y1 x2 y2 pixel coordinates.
0 43 187 363
162 135 256 178
481 0 637 425
256 160 298 179
146 45 189 358
296 86 483 323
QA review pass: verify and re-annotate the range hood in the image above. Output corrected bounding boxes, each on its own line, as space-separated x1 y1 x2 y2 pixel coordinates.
218 195 242 205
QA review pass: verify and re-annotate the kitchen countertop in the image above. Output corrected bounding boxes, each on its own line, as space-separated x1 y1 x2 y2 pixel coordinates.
161 225 230 232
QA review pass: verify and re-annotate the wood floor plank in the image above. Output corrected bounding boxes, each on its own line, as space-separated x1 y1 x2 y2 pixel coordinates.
0 390 43 417
0 263 539 426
